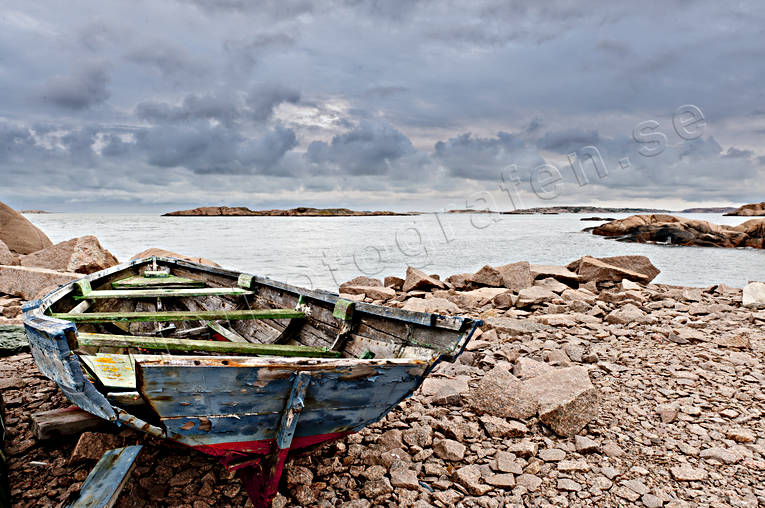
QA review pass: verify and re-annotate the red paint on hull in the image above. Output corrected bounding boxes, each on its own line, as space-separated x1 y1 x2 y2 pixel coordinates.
191 431 352 458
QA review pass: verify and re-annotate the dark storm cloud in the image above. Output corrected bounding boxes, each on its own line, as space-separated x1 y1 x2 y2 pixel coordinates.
41 66 110 110
134 121 297 174
434 132 544 180
306 121 416 175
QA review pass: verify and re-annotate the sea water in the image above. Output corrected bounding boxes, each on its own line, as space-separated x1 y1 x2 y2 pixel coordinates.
25 213 764 290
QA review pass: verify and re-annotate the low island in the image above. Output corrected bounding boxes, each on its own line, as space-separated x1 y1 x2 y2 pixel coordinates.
163 206 418 217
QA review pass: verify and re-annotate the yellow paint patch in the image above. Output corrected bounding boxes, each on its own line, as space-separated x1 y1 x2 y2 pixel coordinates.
80 353 137 390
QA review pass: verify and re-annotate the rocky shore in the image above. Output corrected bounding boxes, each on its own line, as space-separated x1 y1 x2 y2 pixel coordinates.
1 201 764 507
590 214 765 249
163 206 417 217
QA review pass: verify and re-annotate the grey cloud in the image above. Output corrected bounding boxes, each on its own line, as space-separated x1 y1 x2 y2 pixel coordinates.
180 0 314 18
41 66 110 110
100 133 133 157
127 43 202 80
247 85 301 122
596 39 632 57
224 33 296 75
434 132 544 180
2 0 765 211
723 147 754 159
136 93 241 126
537 129 602 154
136 85 300 126
135 121 297 174
78 21 125 52
306 121 416 175
60 128 99 166
0 121 36 163
237 126 298 174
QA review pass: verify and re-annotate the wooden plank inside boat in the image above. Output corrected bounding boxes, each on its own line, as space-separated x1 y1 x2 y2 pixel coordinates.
75 333 342 358
112 275 206 289
75 287 254 300
206 321 249 342
50 309 306 323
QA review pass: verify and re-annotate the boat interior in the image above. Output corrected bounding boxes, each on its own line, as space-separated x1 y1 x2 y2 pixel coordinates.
40 257 477 417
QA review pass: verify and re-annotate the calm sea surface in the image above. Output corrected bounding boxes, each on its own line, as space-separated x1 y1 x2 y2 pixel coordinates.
25 213 764 290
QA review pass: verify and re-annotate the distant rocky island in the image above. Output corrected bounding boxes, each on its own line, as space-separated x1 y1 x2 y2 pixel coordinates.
589 214 764 249
163 206 417 217
502 206 672 215
19 210 49 214
165 203 753 217
724 201 765 216
681 207 737 213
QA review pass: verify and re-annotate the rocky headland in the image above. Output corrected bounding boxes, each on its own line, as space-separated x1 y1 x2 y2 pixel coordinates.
590 214 765 249
163 206 417 217
725 202 765 217
1 201 764 507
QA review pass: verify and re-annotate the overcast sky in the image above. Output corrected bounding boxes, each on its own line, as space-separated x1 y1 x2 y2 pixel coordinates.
1 1 764 212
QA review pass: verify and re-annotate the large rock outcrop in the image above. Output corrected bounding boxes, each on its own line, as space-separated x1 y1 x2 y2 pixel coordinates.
21 236 118 274
591 214 764 249
0 201 52 254
0 266 79 300
724 201 765 216
130 248 221 267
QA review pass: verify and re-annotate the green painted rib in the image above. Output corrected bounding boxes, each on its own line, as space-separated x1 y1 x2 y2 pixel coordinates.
112 275 206 289
51 309 305 323
75 333 340 358
74 287 254 300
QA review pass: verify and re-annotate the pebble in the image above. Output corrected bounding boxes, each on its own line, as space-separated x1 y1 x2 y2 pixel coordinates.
670 465 708 481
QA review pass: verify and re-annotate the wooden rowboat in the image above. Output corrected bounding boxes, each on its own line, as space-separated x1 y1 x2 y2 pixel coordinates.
22 256 480 506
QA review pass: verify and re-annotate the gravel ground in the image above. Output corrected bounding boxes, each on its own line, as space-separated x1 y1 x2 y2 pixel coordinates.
1 275 764 507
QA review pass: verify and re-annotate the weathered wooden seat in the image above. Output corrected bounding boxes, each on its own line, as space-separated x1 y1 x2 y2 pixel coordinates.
50 308 305 323
74 287 254 300
75 333 341 358
112 275 206 289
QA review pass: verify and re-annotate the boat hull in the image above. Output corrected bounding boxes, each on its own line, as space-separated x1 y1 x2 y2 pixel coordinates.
21 256 481 506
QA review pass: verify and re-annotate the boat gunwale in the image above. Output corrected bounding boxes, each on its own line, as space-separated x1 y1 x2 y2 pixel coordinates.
133 354 431 369
23 256 480 337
